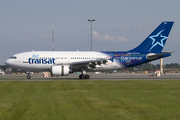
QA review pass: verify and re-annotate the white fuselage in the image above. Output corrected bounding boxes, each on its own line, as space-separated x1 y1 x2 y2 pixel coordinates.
5 51 124 72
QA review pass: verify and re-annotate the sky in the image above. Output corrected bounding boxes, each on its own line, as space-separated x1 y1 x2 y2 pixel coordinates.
0 0 180 65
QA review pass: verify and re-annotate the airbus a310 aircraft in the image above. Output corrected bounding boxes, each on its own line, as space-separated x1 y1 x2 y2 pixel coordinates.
5 21 174 79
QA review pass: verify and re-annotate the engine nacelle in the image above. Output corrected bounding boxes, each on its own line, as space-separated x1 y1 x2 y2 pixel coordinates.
51 65 70 76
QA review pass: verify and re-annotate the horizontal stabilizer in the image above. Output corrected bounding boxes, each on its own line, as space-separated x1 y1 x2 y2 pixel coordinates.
146 51 174 60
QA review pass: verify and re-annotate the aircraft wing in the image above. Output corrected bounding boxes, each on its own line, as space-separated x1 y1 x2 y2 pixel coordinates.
146 51 174 60
71 59 108 71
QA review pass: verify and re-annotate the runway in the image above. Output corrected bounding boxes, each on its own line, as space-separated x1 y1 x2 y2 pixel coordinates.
1 72 180 81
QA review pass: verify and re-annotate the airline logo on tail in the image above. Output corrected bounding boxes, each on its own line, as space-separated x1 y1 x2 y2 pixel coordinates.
128 21 174 52
148 29 167 51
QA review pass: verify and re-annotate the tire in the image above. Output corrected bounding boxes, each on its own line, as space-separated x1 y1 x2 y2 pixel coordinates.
79 75 85 79
27 75 31 79
85 74 90 79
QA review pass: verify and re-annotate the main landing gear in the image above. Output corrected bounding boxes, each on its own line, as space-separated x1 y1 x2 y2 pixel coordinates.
79 74 90 79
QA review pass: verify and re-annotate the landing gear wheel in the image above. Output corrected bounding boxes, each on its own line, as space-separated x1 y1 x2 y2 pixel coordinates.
79 74 85 79
85 74 90 79
27 75 31 79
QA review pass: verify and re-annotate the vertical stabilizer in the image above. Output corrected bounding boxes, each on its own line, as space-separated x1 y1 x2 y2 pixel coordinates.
128 21 174 52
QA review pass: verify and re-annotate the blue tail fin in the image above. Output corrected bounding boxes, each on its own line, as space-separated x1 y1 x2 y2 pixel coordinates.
128 21 174 52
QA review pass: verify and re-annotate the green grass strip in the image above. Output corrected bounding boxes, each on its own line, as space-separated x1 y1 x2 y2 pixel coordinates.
0 80 179 120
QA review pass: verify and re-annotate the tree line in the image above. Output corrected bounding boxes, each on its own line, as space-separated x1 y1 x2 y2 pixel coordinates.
124 63 180 72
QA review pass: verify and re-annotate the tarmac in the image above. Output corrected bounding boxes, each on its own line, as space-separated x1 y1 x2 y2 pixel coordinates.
1 72 180 81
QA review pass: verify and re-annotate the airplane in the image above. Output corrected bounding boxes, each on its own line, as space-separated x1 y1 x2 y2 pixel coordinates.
5 21 174 79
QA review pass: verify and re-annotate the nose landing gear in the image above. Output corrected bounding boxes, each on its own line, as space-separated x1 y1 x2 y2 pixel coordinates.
27 73 31 79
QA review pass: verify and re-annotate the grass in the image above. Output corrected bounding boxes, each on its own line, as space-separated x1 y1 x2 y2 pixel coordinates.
0 80 180 120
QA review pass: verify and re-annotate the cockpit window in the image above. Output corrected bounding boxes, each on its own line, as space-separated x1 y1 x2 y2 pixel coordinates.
10 56 17 59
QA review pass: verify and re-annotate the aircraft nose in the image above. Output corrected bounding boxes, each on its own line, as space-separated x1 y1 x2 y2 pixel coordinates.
5 59 10 66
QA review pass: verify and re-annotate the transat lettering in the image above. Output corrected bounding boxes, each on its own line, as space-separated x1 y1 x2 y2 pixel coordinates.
28 58 55 64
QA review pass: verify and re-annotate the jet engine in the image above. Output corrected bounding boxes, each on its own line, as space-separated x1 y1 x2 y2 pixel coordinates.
51 65 70 76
